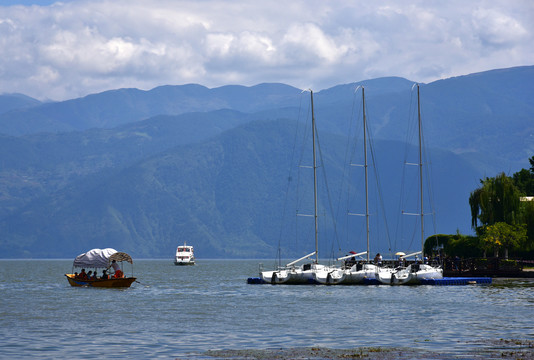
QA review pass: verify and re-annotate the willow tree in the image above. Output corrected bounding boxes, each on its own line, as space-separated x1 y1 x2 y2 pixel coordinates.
469 172 522 230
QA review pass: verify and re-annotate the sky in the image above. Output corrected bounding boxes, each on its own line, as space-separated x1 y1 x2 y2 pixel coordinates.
0 0 532 101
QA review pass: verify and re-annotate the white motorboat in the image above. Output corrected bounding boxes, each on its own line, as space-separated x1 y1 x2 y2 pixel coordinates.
174 243 195 265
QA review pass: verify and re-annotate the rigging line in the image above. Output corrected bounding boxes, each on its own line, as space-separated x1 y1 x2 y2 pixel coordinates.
314 119 342 258
344 88 365 252
366 110 393 252
275 93 306 267
340 86 365 252
295 91 318 254
396 84 417 252
336 86 360 249
295 93 312 226
419 97 439 240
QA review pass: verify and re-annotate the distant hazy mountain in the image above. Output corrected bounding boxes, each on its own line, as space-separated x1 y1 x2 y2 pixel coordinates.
0 66 532 258
0 83 302 135
0 93 42 115
0 118 481 259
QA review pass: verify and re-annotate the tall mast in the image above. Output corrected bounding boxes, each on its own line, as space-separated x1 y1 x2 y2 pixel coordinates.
362 87 370 263
417 84 424 256
310 90 319 263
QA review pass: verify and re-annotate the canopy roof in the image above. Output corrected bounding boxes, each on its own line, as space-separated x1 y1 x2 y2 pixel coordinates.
73 248 133 268
109 252 133 264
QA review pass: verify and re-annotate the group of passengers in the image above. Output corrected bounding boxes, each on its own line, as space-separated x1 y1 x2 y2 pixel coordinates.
74 260 124 280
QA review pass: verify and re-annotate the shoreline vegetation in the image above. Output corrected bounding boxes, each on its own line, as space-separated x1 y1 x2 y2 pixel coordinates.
202 339 534 359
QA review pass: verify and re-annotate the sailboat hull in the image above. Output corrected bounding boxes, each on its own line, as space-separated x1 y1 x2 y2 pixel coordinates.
377 264 443 285
313 266 346 285
342 263 383 284
261 263 328 285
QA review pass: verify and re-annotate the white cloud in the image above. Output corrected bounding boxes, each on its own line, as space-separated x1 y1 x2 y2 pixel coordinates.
472 8 528 47
0 0 532 100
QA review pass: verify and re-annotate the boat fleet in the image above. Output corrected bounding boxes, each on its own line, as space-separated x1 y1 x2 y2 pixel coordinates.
258 253 442 286
255 85 443 286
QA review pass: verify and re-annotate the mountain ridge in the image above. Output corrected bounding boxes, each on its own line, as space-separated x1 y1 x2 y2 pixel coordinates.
0 65 532 258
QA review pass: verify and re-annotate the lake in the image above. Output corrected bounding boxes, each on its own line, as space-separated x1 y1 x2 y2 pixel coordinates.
0 259 532 359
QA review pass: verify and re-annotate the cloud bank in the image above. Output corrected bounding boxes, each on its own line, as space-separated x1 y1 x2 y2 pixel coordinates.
0 0 532 100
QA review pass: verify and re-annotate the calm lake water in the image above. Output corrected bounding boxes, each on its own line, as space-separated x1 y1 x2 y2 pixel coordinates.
0 259 532 359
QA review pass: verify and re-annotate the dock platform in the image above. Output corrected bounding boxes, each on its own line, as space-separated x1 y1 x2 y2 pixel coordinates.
420 277 492 285
247 277 492 285
247 277 264 284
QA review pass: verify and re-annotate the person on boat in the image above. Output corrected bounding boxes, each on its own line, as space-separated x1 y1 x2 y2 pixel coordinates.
101 269 109 279
91 271 98 280
109 260 124 278
374 253 382 265
79 269 88 279
74 272 79 279
87 271 93 279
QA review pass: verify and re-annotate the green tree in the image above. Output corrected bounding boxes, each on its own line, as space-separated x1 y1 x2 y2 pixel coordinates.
512 156 534 196
520 200 534 252
469 172 522 229
480 222 527 259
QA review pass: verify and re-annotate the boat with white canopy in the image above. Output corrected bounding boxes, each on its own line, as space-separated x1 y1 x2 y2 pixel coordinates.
65 248 136 287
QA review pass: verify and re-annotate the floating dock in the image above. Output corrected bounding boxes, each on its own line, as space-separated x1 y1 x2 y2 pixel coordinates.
247 277 492 285
420 277 492 285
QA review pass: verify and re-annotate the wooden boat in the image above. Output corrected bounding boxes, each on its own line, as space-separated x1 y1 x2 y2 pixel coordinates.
65 274 136 288
65 248 136 288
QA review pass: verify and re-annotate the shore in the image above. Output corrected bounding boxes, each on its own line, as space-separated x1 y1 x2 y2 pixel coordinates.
199 339 534 359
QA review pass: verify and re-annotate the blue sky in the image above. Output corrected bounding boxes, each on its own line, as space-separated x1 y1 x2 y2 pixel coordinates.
0 0 532 101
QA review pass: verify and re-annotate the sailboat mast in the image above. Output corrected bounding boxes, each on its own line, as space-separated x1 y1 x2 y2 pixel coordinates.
310 90 319 264
362 87 370 263
417 84 424 257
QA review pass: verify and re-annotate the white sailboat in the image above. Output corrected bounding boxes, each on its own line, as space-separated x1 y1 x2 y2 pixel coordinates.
337 86 391 284
376 84 442 285
259 90 332 285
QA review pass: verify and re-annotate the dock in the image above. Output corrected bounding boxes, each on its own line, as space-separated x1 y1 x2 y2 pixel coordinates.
247 277 492 285
420 277 491 285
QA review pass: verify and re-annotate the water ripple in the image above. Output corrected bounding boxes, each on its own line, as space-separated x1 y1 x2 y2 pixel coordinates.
1 259 533 359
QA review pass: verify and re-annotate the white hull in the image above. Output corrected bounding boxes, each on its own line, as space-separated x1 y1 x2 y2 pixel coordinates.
261 263 327 285
342 263 385 284
377 264 442 285
174 259 195 265
313 265 346 285
174 244 195 265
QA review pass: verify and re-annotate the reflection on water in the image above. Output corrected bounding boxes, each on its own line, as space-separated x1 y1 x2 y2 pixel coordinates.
0 259 533 359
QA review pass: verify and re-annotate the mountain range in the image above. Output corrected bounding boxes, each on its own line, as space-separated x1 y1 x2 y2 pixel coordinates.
0 65 532 259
